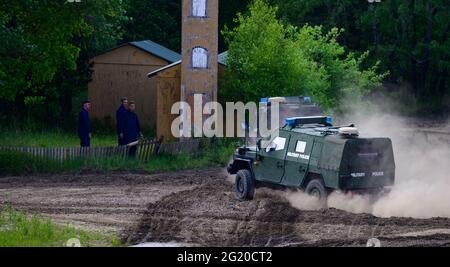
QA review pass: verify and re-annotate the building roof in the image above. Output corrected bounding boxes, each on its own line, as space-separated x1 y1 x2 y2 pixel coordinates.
218 51 228 65
129 40 181 63
147 51 228 78
94 40 181 64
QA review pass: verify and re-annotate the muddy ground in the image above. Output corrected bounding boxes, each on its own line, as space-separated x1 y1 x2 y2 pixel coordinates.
1 168 450 247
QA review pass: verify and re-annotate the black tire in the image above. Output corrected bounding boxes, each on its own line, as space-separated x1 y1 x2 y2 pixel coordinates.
305 179 328 206
235 169 255 200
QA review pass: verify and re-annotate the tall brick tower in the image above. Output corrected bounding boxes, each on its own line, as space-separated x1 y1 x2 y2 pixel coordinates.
181 0 219 137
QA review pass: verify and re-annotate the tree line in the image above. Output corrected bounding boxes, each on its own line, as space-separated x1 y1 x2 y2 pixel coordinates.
0 0 448 128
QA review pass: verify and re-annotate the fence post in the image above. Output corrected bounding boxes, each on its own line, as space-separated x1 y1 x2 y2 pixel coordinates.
145 141 152 161
141 142 146 162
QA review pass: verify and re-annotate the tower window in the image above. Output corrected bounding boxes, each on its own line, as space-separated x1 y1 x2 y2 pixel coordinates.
192 47 208 69
192 0 207 17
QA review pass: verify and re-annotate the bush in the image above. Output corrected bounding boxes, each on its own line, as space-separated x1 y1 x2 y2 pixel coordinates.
221 0 387 110
0 152 40 176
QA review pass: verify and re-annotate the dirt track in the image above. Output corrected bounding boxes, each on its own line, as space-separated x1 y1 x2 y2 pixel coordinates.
1 168 450 247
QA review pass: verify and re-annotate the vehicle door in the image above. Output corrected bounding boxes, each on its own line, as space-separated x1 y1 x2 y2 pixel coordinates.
254 131 290 184
281 134 314 186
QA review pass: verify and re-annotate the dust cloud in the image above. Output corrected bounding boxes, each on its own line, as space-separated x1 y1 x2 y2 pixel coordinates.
285 190 325 211
287 99 450 219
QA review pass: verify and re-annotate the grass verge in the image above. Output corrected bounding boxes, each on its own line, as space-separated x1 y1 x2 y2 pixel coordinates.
0 141 235 176
0 206 121 247
0 128 117 148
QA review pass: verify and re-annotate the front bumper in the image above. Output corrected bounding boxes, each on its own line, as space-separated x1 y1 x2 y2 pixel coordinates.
227 163 234 174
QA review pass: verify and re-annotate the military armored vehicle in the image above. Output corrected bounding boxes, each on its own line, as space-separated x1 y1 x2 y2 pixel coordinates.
227 116 395 203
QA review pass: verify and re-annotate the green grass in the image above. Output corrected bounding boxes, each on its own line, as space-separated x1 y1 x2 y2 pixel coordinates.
0 123 158 148
144 144 234 172
0 125 237 176
0 141 235 176
0 129 117 148
0 206 121 247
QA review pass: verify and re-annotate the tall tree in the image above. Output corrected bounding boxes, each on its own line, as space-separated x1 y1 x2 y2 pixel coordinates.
270 0 450 112
54 0 127 126
222 0 385 110
0 0 87 105
0 0 127 125
122 0 181 52
219 0 252 51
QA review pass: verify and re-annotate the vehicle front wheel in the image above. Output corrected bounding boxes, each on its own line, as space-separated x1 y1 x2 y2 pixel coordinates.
235 169 255 200
305 179 328 207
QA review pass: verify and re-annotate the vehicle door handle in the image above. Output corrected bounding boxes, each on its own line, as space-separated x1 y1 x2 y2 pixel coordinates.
299 166 306 172
277 162 284 168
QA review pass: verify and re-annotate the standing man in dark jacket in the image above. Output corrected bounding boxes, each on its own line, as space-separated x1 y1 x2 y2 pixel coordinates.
116 97 128 146
123 101 142 157
78 100 92 147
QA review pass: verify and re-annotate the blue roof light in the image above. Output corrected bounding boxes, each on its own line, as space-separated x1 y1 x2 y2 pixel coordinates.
285 118 296 127
260 98 269 103
284 116 333 127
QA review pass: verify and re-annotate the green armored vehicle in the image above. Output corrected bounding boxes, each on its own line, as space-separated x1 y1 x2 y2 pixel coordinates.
227 116 395 202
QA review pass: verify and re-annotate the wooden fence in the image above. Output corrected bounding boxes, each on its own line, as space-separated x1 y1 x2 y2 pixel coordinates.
0 139 201 162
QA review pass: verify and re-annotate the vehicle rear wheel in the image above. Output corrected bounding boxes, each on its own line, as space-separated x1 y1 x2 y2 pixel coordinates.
305 179 328 207
235 169 255 200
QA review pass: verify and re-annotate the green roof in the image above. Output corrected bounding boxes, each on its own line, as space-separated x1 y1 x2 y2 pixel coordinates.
129 40 181 63
218 51 228 65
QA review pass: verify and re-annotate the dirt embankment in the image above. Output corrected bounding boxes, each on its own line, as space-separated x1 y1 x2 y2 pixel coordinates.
2 168 449 247
123 173 450 247
0 169 217 233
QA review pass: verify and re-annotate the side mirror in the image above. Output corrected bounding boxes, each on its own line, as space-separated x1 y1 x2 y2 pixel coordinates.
235 141 242 148
265 143 276 153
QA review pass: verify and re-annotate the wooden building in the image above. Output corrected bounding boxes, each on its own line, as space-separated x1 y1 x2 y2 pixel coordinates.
88 40 181 129
147 0 226 142
148 52 227 142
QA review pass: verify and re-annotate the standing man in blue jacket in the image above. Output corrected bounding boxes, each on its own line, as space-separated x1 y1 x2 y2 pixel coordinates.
123 101 142 157
78 100 92 147
116 97 128 146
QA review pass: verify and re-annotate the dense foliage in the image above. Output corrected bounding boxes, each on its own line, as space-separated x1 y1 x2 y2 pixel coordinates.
122 0 181 51
0 0 127 125
221 0 385 109
270 0 450 112
0 0 448 127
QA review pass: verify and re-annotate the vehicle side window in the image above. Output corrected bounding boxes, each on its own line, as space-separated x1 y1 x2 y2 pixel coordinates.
272 137 286 151
295 141 307 153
